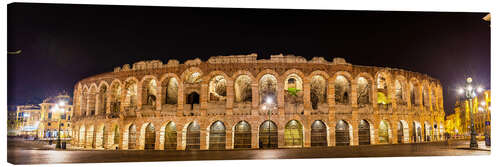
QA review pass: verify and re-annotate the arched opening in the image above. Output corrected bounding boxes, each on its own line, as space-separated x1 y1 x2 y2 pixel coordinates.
79 90 88 116
234 75 252 103
357 77 371 107
284 120 303 147
284 74 304 107
186 92 200 110
335 75 350 104
88 87 97 116
141 78 158 107
209 75 227 102
433 123 438 141
109 83 121 116
124 80 138 112
209 121 226 150
423 85 429 107
397 121 404 143
186 122 200 150
97 85 108 115
144 123 155 150
424 122 431 142
379 120 390 144
79 126 86 147
234 121 251 149
86 125 95 148
311 75 327 110
163 77 179 104
259 120 278 148
102 125 108 149
410 83 416 105
259 74 277 104
311 120 327 147
395 80 404 104
128 124 137 149
358 120 371 145
164 122 177 150
335 120 350 146
113 125 119 146
412 122 422 143
376 74 389 107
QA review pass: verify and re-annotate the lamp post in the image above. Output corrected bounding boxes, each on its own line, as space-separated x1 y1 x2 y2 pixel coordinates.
54 101 67 149
459 77 481 149
263 97 274 148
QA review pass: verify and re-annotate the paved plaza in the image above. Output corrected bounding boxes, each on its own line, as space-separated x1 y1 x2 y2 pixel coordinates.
7 138 490 165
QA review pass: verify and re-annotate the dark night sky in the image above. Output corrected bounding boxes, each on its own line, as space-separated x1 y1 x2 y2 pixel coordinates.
7 3 490 115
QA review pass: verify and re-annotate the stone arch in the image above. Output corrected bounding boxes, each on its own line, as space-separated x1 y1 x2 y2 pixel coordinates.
159 121 177 150
412 121 422 143
378 120 392 144
233 120 252 149
184 121 201 150
208 120 226 150
123 77 139 111
311 120 328 147
97 81 109 115
335 119 352 146
140 75 160 107
423 121 432 141
430 82 438 110
206 73 229 102
421 80 430 107
355 72 374 107
234 74 253 103
140 122 156 150
86 124 96 148
159 73 181 105
284 119 304 147
109 80 122 115
96 123 108 149
126 123 137 150
258 73 279 104
333 72 352 104
409 78 420 106
397 120 410 143
259 120 278 148
79 86 89 116
88 84 98 116
111 124 120 149
181 67 203 84
310 75 328 110
394 75 407 105
256 69 280 104
375 70 392 105
79 125 86 147
358 119 373 145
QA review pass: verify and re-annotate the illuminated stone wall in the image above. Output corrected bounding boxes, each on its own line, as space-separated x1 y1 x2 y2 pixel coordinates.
70 53 446 150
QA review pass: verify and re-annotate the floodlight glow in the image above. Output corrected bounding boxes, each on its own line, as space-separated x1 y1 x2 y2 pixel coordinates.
458 88 464 94
266 97 273 104
59 101 66 107
481 101 486 106
477 87 484 93
262 105 267 110
467 86 473 91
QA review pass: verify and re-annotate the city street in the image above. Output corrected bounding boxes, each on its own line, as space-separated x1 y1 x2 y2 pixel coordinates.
7 138 490 165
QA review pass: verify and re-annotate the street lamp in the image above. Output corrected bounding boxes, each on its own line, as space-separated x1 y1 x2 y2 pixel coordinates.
263 97 274 148
52 101 67 149
458 77 481 149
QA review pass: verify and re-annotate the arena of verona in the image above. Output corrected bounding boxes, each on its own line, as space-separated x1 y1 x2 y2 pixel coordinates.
70 54 445 150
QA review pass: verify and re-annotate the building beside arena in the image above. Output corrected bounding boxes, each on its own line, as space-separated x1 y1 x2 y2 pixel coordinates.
13 95 74 140
71 54 445 150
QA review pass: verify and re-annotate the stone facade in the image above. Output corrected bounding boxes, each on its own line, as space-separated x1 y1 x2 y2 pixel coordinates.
71 54 445 150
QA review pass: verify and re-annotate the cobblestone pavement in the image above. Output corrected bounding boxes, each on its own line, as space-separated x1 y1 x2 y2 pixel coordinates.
7 138 490 165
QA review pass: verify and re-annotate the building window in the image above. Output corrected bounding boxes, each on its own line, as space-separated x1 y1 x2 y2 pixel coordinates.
60 123 64 126
48 123 51 126
68 116 71 120
48 112 52 119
